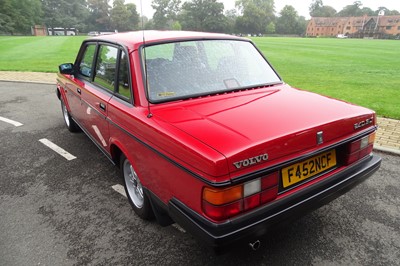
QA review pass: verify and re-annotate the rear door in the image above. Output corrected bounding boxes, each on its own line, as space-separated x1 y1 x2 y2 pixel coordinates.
79 44 121 150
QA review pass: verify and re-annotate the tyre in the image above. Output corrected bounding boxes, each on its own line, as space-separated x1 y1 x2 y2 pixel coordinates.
120 154 153 220
61 98 80 132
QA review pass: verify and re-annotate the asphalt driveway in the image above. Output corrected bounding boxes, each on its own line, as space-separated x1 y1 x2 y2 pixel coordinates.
0 81 399 265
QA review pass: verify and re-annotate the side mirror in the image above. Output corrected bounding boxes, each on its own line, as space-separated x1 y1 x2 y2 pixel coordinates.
59 63 74 74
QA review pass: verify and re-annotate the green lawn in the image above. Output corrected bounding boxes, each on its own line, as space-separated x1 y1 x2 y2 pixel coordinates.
0 36 86 72
252 37 400 119
0 36 399 119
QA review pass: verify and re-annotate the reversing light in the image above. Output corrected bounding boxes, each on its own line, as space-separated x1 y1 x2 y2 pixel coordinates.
244 179 261 197
202 172 279 221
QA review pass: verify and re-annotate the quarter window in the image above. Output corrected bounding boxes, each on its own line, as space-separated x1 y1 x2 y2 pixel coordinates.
117 51 132 100
94 45 118 92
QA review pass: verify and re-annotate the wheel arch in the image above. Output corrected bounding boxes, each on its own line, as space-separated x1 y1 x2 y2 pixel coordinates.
109 141 127 168
110 139 173 226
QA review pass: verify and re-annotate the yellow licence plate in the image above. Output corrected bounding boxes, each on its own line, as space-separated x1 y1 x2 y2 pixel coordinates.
281 150 337 189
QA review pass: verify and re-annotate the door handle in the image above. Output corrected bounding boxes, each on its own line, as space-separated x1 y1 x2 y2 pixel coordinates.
99 102 106 111
77 88 81 94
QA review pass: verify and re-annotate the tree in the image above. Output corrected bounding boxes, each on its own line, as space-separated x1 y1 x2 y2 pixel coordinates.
309 0 336 17
42 0 89 31
337 1 363 17
180 0 227 32
0 0 43 34
265 22 275 34
110 0 130 31
225 8 238 33
172 21 182 30
126 3 140 30
87 0 111 31
276 5 305 35
296 16 308 35
0 0 18 34
151 0 181 30
110 0 139 31
375 7 400 16
235 0 275 34
309 0 323 16
360 7 374 16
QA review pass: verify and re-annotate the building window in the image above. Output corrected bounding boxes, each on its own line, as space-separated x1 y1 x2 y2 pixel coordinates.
317 28 319 31
398 26 400 30
346 26 351 30
386 26 392 30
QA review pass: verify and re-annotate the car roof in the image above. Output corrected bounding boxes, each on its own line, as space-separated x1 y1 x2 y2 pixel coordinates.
87 30 248 52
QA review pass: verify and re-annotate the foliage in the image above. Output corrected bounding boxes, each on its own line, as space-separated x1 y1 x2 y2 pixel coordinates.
235 0 275 34
309 0 336 17
110 0 139 31
180 0 227 32
42 0 90 32
375 7 400 16
225 9 238 33
276 5 305 35
171 21 182 31
337 1 364 17
151 0 181 30
87 0 111 30
0 0 42 35
265 22 275 34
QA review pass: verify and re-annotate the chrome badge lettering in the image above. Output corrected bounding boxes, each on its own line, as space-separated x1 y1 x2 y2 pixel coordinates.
354 117 373 130
233 153 269 169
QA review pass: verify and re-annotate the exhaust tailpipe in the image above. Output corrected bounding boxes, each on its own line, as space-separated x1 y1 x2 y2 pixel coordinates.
248 240 261 251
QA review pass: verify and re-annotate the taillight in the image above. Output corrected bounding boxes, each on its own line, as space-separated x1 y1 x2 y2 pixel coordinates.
202 172 278 221
344 132 375 165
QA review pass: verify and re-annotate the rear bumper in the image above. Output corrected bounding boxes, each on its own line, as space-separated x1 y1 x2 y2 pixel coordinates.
168 154 381 250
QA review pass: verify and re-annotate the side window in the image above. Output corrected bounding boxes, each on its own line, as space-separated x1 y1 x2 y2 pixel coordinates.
79 44 96 77
94 45 118 92
116 51 132 100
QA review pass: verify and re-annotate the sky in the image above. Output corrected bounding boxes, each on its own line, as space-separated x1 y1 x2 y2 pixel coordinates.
128 0 400 19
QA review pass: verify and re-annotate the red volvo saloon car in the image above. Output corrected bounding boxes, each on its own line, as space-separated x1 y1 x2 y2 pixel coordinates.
57 31 381 251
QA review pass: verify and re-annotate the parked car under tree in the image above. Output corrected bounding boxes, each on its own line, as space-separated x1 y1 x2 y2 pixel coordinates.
56 31 381 252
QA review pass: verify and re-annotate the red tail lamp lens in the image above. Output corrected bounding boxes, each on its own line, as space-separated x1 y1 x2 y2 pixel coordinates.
345 132 376 165
202 172 279 221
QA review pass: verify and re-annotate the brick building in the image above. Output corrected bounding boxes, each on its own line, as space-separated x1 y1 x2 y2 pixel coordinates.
306 15 400 39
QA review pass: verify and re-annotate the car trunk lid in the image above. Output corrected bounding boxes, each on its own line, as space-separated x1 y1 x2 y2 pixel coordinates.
152 84 376 177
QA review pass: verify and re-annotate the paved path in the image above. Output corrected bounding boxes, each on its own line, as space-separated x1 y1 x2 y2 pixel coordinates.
0 71 398 155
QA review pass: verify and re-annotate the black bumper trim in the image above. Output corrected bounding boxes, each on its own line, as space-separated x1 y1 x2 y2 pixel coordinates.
168 154 381 249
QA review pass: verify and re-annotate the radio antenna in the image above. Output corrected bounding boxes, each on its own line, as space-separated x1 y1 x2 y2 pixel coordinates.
140 0 152 118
